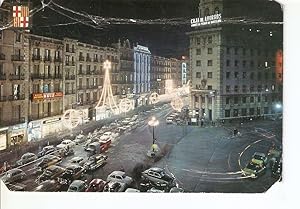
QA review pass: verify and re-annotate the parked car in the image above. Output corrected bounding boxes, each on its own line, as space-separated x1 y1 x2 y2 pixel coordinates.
242 162 266 178
1 168 26 184
67 180 87 192
147 187 164 193
251 152 267 166
58 165 85 185
16 152 37 166
33 180 62 192
107 171 133 185
35 155 62 173
38 145 56 157
271 157 282 178
74 134 86 145
141 167 176 188
36 165 65 183
169 187 184 193
103 181 126 192
69 157 84 165
100 132 112 141
83 154 108 171
125 188 140 192
83 138 100 150
86 178 106 192
57 139 75 149
166 117 174 124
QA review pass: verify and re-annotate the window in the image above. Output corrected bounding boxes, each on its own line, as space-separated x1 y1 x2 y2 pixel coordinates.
242 60 246 67
196 48 201 55
196 72 201 78
208 48 213 54
234 48 238 55
233 109 239 117
250 60 254 67
250 72 254 80
241 108 247 116
257 49 261 56
257 107 261 115
242 85 247 92
242 97 247 103
15 32 21 42
250 97 254 103
207 72 213 78
226 72 230 79
232 85 238 93
265 72 269 80
226 97 230 104
242 72 247 79
66 44 70 52
250 85 254 92
207 85 212 90
226 47 230 54
207 60 213 66
257 72 262 80
234 72 239 78
234 97 239 104
249 108 255 115
250 49 254 56
257 85 262 92
214 7 220 14
234 60 239 67
258 96 261 102
208 36 212 44
225 110 230 117
226 85 230 93
204 8 210 16
226 60 230 67
196 38 201 45
196 60 201 66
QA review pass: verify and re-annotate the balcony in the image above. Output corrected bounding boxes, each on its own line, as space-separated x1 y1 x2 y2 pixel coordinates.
65 90 76 95
0 117 26 127
43 56 52 62
0 74 6 80
78 85 86 90
88 85 99 90
93 58 98 62
65 75 75 80
7 94 25 101
54 57 62 62
0 53 5 60
79 56 85 62
86 57 92 62
32 55 41 61
53 74 63 79
9 74 25 80
31 74 43 80
11 55 25 62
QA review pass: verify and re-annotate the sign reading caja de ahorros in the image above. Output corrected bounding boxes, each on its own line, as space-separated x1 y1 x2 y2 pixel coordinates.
191 14 222 27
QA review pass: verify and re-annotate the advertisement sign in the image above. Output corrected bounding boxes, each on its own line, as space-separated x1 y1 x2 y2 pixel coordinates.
182 62 187 85
191 13 222 27
32 92 63 101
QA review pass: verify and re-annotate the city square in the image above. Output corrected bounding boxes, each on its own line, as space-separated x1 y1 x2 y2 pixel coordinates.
0 0 283 195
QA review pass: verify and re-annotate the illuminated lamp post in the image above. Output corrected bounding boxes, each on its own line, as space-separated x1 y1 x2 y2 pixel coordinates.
148 116 159 145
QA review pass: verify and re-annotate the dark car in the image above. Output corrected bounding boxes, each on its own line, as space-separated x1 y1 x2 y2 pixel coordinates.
86 178 106 192
16 153 37 166
103 181 126 192
243 162 266 179
35 155 62 174
37 146 56 157
141 167 176 188
83 154 108 171
33 180 62 192
58 165 85 185
1 168 26 184
36 165 65 183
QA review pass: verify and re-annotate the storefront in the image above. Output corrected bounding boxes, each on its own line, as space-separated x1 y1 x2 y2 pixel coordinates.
95 107 110 121
42 116 64 137
0 127 8 151
10 123 27 146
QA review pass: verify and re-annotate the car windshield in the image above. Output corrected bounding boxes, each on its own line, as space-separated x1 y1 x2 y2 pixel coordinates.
253 155 264 161
69 186 77 191
246 163 260 170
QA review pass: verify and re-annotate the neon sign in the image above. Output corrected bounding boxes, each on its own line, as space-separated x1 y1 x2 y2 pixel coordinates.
191 14 222 27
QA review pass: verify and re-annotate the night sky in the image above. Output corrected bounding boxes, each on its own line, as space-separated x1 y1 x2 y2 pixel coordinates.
30 0 282 58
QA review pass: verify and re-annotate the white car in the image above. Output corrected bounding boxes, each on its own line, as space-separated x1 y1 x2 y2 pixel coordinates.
166 117 173 124
57 139 75 149
100 132 112 140
107 171 133 185
121 120 130 125
131 115 138 121
74 134 86 145
125 188 140 192
69 157 84 165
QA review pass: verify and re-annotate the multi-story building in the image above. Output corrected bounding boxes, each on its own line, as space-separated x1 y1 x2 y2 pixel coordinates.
113 39 134 98
0 3 29 150
133 45 151 105
27 34 64 139
151 55 173 95
180 56 190 86
188 0 283 122
63 38 77 111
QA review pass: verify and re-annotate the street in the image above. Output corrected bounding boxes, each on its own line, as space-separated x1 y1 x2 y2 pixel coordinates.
1 102 282 193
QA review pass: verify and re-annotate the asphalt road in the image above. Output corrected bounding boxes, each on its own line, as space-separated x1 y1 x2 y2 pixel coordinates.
2 103 282 193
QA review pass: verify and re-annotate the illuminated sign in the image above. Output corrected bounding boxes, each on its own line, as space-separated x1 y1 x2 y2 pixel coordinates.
32 92 63 101
12 5 30 28
191 14 222 27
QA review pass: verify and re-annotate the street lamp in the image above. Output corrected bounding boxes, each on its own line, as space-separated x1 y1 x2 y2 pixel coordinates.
148 116 159 144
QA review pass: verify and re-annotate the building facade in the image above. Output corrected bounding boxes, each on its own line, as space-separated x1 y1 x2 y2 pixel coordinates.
188 0 283 122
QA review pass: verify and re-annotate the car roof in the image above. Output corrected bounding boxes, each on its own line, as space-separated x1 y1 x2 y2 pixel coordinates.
47 165 64 171
70 180 85 186
110 171 125 175
253 152 266 157
23 152 35 156
7 168 23 174
148 167 164 172
66 164 81 169
90 178 105 184
71 156 83 160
